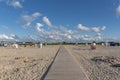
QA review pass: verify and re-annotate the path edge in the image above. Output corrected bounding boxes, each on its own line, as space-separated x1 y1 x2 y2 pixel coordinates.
64 45 90 80
40 46 61 80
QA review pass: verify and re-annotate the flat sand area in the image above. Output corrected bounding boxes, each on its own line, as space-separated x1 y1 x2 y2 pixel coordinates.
66 45 120 80
1 45 120 80
0 46 59 80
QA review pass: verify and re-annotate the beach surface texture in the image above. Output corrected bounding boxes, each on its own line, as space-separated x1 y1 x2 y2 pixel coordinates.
66 45 120 80
0 45 120 80
0 46 59 80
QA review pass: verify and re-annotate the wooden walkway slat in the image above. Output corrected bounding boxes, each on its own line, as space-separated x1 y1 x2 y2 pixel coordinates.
43 46 88 80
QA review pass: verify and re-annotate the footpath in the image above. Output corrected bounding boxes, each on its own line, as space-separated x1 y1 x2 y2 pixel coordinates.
42 46 88 80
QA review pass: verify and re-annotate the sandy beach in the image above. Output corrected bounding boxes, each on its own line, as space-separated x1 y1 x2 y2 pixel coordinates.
1 45 120 80
0 45 59 80
66 45 120 80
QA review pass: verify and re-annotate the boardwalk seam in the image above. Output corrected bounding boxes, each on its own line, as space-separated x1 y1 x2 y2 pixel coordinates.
64 46 90 80
40 46 61 80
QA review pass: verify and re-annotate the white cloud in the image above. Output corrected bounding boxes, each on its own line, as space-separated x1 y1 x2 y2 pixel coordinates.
21 12 41 28
36 23 43 32
116 5 120 17
0 0 23 8
0 24 105 42
91 27 100 32
97 36 102 40
101 26 106 30
81 33 102 41
83 34 89 38
93 33 102 40
96 33 102 39
81 35 93 41
0 34 14 40
34 24 78 42
77 24 90 31
32 12 41 18
67 35 72 39
49 35 54 39
59 26 74 35
10 1 22 8
97 33 101 36
77 24 106 33
43 16 52 27
34 23 106 42
22 15 33 27
67 30 74 34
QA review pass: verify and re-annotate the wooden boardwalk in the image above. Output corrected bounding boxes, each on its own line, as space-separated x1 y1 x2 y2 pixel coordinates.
42 46 88 80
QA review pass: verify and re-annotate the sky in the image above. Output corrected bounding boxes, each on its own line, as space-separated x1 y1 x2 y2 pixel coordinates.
0 0 120 42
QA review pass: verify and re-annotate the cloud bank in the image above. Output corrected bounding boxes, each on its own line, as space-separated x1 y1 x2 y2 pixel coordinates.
77 24 106 33
0 34 15 40
0 11 107 42
77 24 90 31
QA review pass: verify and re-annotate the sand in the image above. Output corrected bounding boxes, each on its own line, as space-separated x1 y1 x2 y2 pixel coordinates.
1 45 120 80
0 45 59 80
66 45 120 80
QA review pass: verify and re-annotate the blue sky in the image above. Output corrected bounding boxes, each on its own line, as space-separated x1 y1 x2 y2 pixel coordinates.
0 0 120 42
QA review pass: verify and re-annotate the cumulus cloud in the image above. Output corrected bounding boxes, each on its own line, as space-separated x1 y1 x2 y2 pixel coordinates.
34 22 106 42
91 27 100 32
0 0 23 8
81 35 93 41
59 26 74 34
36 23 43 32
34 24 79 42
97 33 101 36
10 1 22 8
83 34 89 38
32 12 42 18
78 24 106 33
21 12 41 28
97 36 102 40
77 24 90 31
0 34 14 40
96 33 102 40
43 16 52 27
81 33 102 41
67 35 72 39
22 15 32 27
101 26 106 30
116 5 120 17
